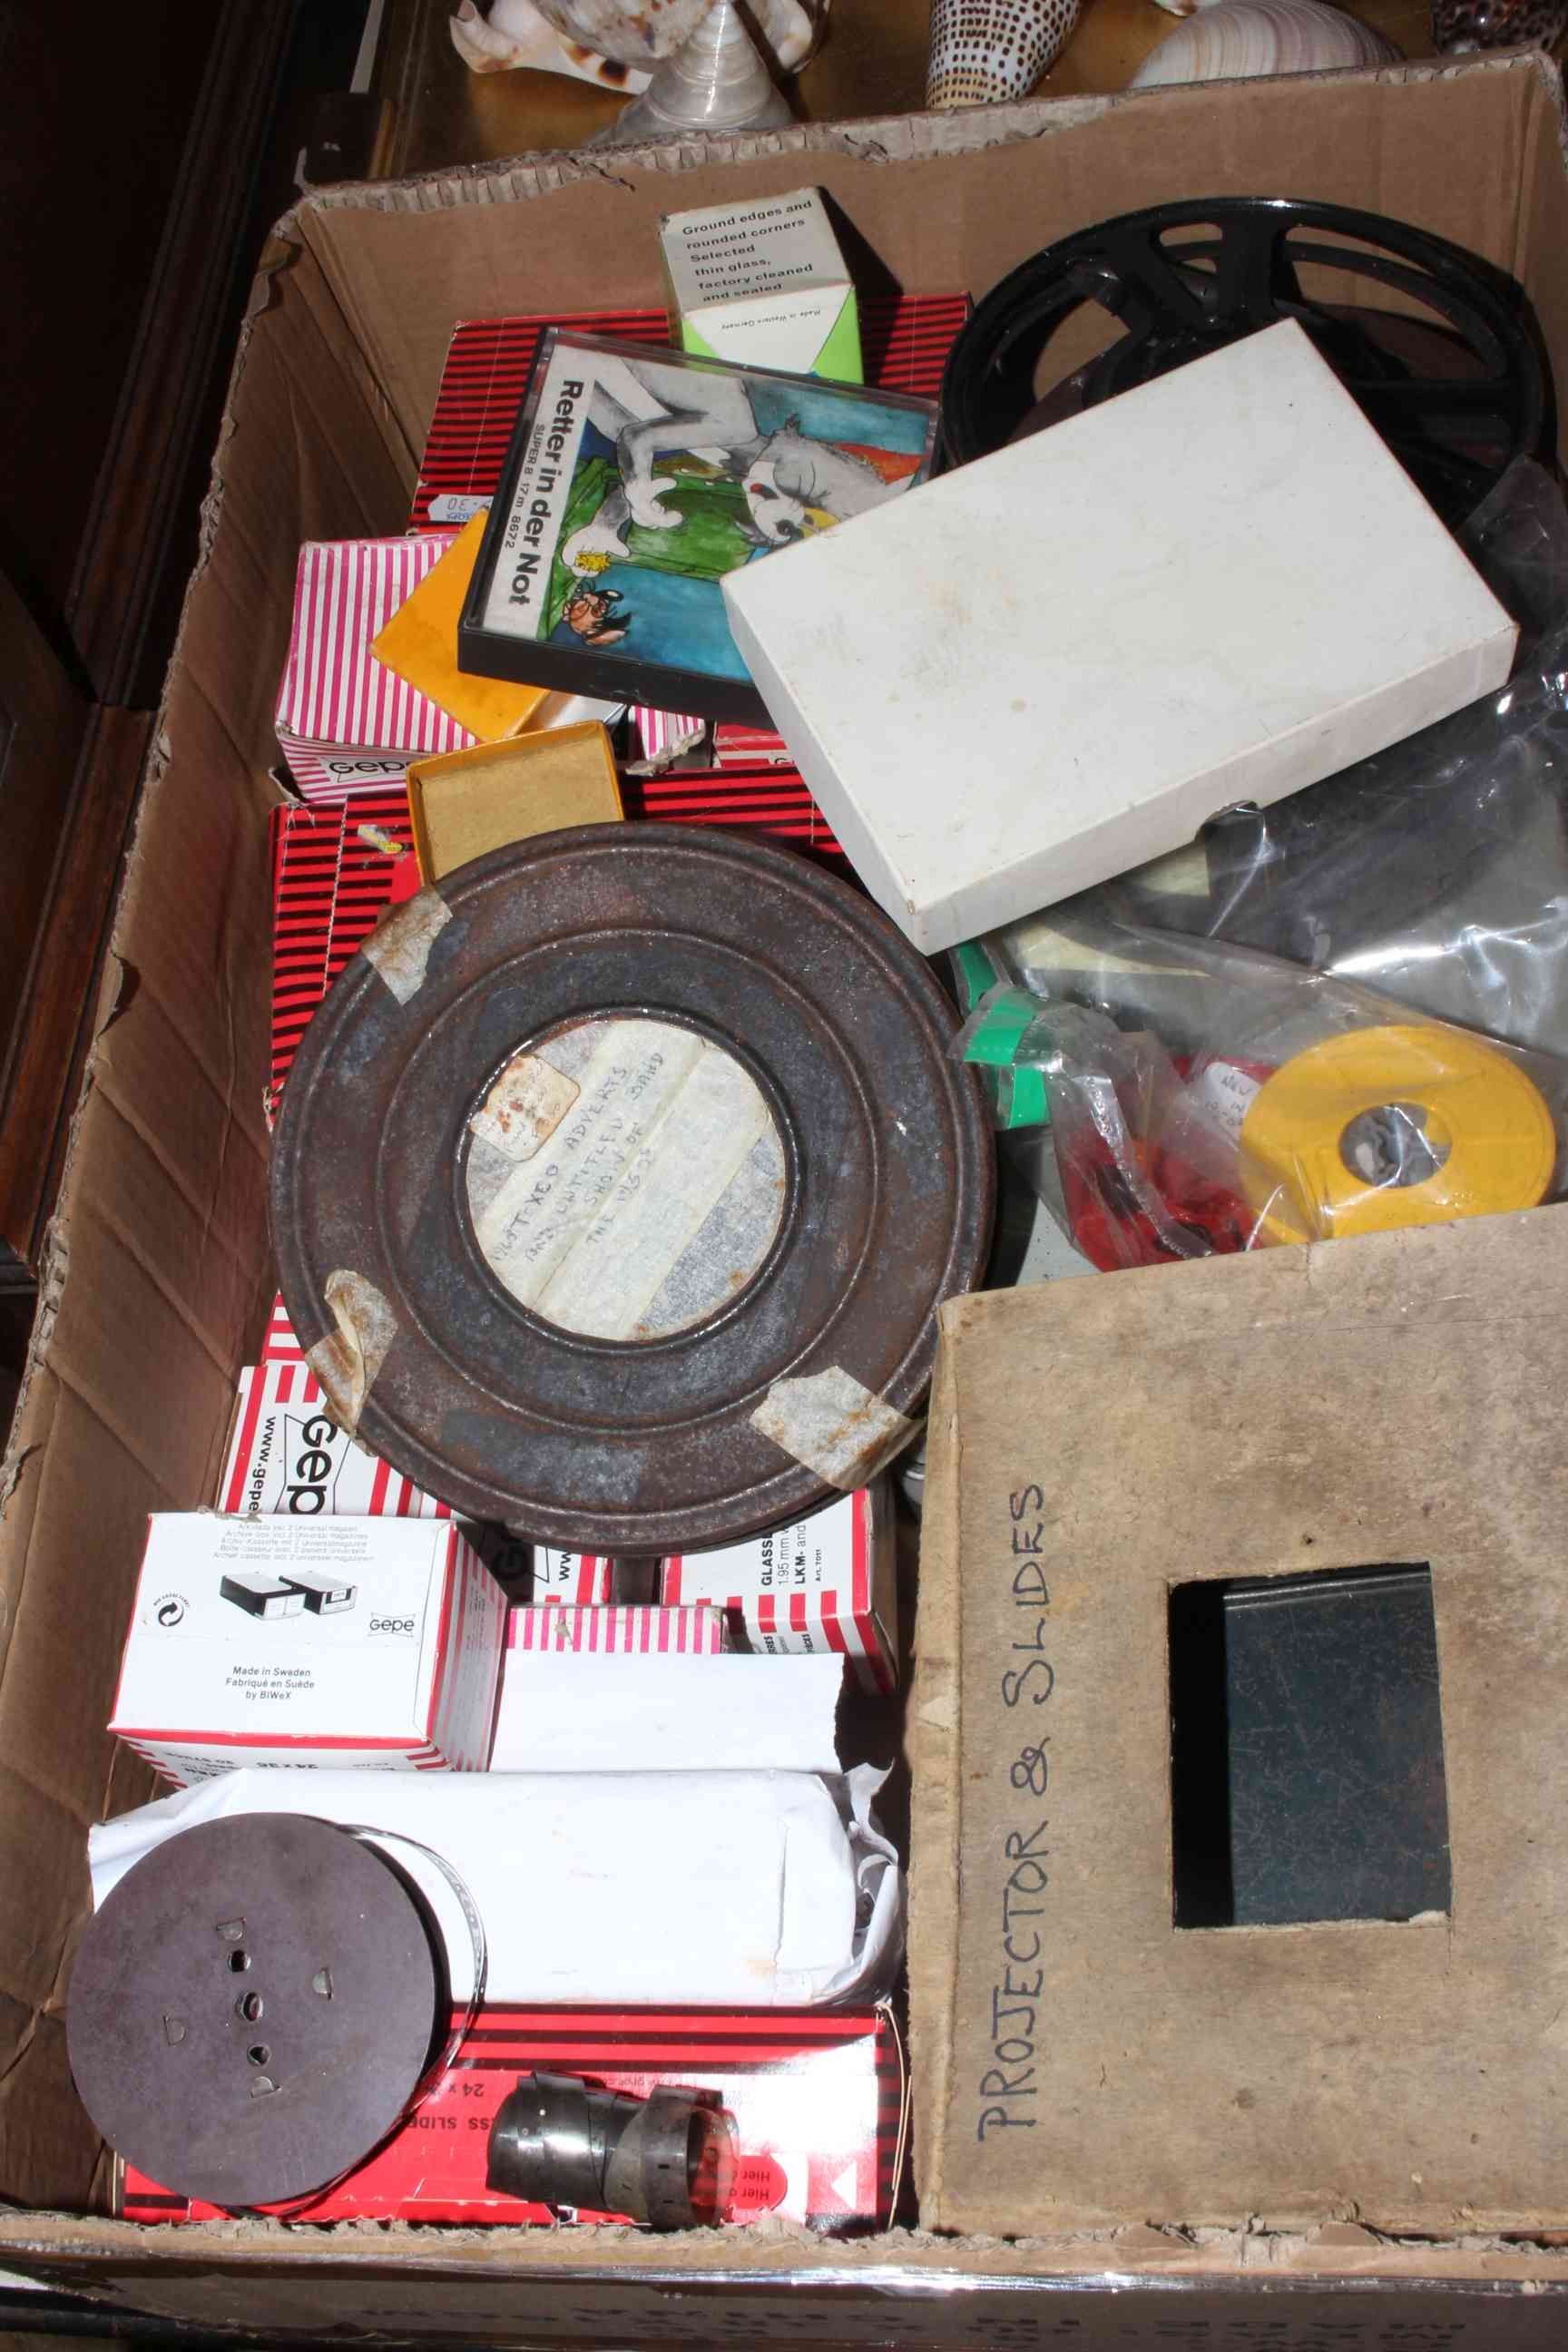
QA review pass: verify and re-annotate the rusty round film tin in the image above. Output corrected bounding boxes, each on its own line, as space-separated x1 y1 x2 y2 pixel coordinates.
270 825 993 1553
68 1814 442 2210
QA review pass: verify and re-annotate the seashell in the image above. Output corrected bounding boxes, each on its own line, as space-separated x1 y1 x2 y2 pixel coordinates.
1131 0 1399 84
453 0 820 77
450 0 652 85
926 0 1083 106
598 0 795 140
1430 0 1567 50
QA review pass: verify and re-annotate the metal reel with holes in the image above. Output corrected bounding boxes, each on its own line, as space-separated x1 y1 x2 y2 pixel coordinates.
940 198 1548 528
67 1815 441 2209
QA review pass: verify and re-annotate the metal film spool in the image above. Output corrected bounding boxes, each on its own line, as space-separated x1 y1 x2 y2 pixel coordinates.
939 199 1546 530
67 1815 441 2210
1237 1022 1557 1245
270 825 994 1554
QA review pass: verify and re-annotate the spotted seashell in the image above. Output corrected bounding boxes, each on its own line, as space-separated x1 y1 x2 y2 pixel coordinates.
926 0 1082 106
1430 0 1566 48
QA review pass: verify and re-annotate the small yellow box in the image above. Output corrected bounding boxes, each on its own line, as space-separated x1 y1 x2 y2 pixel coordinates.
407 724 624 884
371 514 550 742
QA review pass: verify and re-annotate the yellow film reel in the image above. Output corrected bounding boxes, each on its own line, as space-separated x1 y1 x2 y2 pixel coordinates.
1238 1023 1557 1247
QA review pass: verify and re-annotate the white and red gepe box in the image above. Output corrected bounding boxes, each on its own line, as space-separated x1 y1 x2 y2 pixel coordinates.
663 1481 897 1692
220 1361 449 1519
273 534 471 801
508 1603 727 1655
109 1514 505 1783
121 2005 903 2230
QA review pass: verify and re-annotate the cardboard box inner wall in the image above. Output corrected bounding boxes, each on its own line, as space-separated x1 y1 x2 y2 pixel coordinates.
9 50 1568 2334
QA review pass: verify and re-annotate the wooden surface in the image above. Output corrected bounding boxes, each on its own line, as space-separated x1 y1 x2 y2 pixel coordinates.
368 0 1459 176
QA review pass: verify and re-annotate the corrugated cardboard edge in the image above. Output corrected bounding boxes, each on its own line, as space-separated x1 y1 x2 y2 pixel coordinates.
290 51 1565 210
276 53 1568 478
7 2210 1568 2291
907 1312 963 2233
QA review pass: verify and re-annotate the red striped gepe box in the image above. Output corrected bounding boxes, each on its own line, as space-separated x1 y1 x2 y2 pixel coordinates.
621 761 847 871
120 2004 903 2230
663 1482 897 1692
274 535 469 801
260 1291 303 1364
507 1603 727 1654
108 1516 506 1784
246 1318 596 1603
266 789 418 1125
220 1362 449 1520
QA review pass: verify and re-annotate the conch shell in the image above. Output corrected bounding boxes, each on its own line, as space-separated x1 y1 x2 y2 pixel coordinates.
451 0 652 84
926 0 1083 106
452 0 820 82
1131 0 1399 86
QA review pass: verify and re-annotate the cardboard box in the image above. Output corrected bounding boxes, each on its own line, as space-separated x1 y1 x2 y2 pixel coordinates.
662 1484 896 1690
274 535 472 799
219 1361 447 1519
120 2005 902 2230
533 1546 612 1603
506 1603 727 1653
369 514 551 742
108 1516 505 1781
661 189 862 381
912 1206 1568 2237
13 58 1568 2336
621 759 847 868
407 722 622 883
410 294 968 534
723 320 1518 953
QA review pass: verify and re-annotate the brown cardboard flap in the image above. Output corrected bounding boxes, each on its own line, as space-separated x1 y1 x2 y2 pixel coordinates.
912 1206 1568 2237
293 57 1556 463
0 237 407 2210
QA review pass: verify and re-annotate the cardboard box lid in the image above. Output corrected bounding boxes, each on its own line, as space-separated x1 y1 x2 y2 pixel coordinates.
911 1204 1568 2237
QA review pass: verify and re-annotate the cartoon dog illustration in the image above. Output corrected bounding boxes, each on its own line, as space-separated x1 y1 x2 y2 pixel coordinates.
561 352 914 583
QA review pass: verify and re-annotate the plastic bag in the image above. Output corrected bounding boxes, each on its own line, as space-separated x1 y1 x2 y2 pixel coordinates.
957 924 1568 1271
955 460 1568 1270
1090 460 1568 1059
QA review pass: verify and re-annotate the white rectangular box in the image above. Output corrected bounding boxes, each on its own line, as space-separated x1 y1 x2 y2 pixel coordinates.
722 320 1518 954
660 190 861 382
219 1363 447 1519
490 1639 842 1776
662 1483 897 1691
110 1515 506 1783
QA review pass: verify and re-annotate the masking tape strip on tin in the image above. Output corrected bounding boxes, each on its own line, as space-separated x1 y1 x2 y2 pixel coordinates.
751 1366 916 1492
1238 1022 1557 1246
306 1270 399 1435
362 889 452 1004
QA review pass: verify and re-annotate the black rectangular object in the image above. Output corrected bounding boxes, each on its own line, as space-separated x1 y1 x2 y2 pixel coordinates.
457 329 937 726
219 1570 307 1621
279 1569 358 1614
1170 1563 1452 1930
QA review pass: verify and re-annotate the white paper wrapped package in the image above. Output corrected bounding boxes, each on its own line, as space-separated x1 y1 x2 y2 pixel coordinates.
88 1765 899 2009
